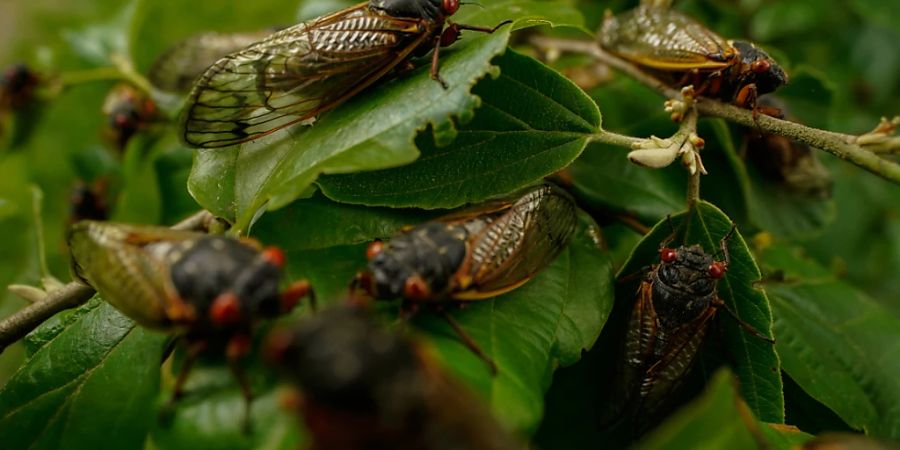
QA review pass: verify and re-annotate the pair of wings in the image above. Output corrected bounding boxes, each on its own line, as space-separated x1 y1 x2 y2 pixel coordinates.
599 5 736 71
440 184 579 300
180 4 436 148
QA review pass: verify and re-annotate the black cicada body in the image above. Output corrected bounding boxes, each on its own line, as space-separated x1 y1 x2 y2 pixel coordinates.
181 0 508 148
364 183 578 303
102 84 158 150
68 221 312 419
599 5 787 110
69 179 110 223
357 183 577 372
265 306 525 450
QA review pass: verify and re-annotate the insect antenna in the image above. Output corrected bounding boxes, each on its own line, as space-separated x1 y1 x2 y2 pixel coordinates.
459 2 484 8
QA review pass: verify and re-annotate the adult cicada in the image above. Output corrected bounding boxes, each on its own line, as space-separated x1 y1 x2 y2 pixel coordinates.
606 227 774 431
68 221 313 423
599 3 787 110
0 64 39 111
102 84 158 150
265 305 526 450
355 183 578 372
181 0 508 148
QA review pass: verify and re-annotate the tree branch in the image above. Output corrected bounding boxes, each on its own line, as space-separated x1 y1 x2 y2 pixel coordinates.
530 36 900 184
0 210 218 353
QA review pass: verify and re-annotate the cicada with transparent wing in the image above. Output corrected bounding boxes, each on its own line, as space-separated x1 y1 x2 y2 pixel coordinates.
606 227 774 432
266 305 526 450
180 0 509 148
599 4 787 110
68 221 313 424
355 183 578 372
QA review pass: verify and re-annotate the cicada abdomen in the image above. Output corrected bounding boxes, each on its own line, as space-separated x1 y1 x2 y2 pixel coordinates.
358 183 578 372
180 0 508 148
68 221 313 421
266 306 526 450
599 5 787 110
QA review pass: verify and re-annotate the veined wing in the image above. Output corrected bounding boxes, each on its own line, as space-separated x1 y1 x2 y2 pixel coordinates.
456 184 578 298
181 5 430 148
599 5 734 70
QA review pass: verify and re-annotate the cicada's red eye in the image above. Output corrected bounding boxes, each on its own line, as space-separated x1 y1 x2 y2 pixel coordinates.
708 262 727 279
660 248 678 263
261 246 286 268
443 0 459 15
751 59 771 74
366 240 385 261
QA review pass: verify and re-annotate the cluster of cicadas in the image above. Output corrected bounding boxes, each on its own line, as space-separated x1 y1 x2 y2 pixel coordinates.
0 0 793 446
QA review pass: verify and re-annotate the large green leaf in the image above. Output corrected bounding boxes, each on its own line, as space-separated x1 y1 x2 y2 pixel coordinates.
758 243 900 438
188 6 585 232
0 299 166 450
637 370 807 450
317 48 600 208
617 201 784 423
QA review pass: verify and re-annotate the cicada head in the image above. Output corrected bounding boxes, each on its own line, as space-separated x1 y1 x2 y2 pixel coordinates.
102 84 157 150
266 306 423 413
732 40 788 95
655 244 723 298
366 222 468 301
369 0 454 21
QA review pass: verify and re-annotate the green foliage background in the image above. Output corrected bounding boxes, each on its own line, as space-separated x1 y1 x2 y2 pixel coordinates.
0 0 898 449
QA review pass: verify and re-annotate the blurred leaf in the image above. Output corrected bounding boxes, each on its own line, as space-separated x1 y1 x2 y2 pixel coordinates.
149 364 300 450
62 1 136 66
110 134 163 224
776 69 837 130
0 299 166 450
618 202 784 423
849 0 900 32
637 370 781 450
318 49 600 208
758 243 900 439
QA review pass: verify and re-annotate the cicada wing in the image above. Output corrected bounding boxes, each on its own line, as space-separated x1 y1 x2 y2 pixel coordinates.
636 303 716 417
150 30 274 93
180 5 431 148
599 6 734 70
68 222 203 328
459 184 578 297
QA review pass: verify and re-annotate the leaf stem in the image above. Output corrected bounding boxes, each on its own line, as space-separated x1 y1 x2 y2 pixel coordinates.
530 36 900 184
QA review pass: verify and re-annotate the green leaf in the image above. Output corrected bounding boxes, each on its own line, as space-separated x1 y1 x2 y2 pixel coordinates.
637 370 781 450
149 365 300 450
110 134 164 224
758 243 900 439
62 1 137 66
618 201 784 423
317 48 600 208
0 299 166 450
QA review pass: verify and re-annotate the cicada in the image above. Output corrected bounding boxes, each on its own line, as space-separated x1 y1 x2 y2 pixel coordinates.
149 30 275 93
68 221 313 422
599 4 787 110
743 98 832 199
102 84 158 150
180 0 509 148
69 179 110 223
356 183 578 372
0 64 39 111
607 227 774 431
265 305 526 450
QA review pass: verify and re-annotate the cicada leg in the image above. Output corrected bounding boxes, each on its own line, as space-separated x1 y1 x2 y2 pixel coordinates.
437 309 498 375
430 20 513 89
226 334 254 433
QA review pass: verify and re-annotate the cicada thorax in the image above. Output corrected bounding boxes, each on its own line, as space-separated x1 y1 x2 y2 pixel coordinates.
366 183 578 303
599 5 787 109
266 306 525 450
614 243 728 431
